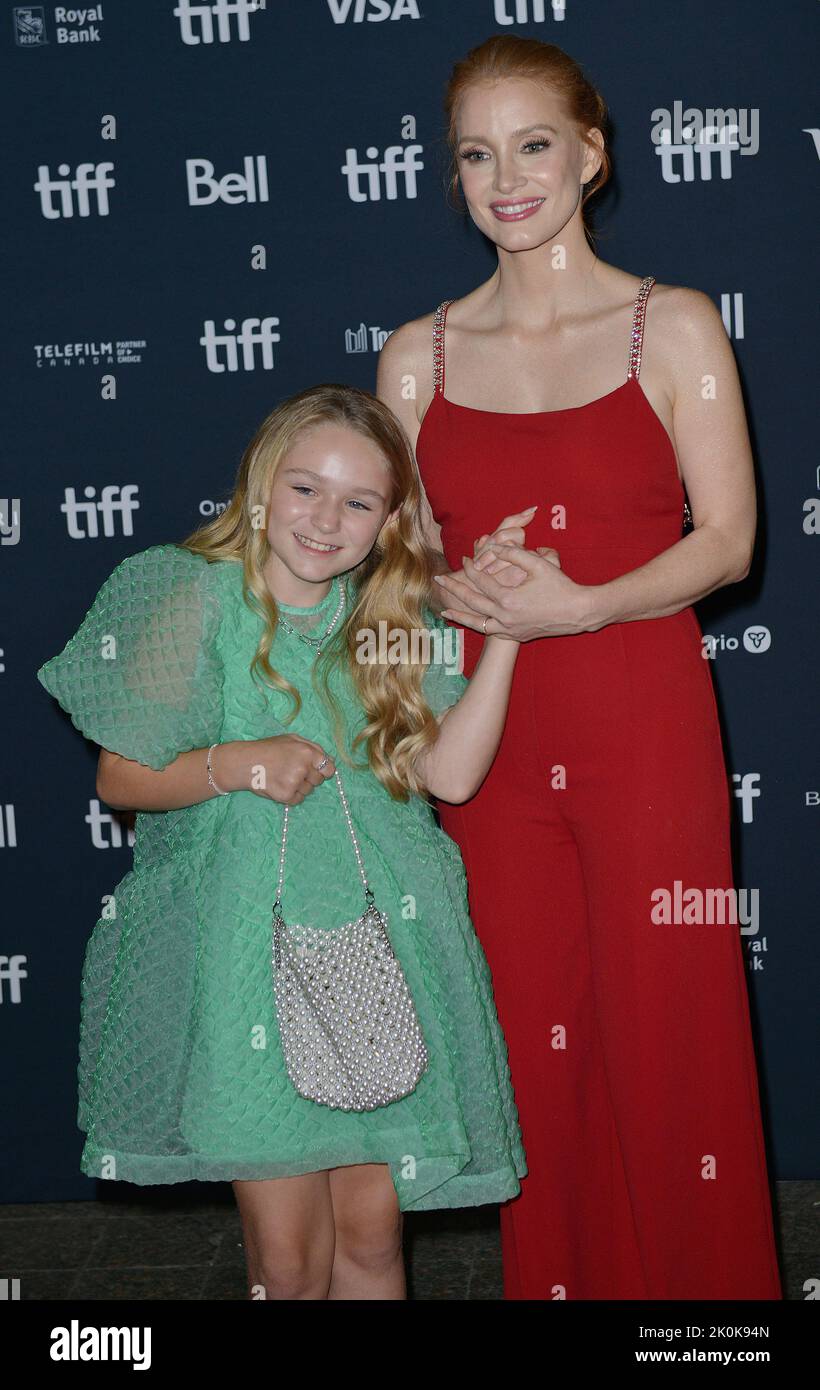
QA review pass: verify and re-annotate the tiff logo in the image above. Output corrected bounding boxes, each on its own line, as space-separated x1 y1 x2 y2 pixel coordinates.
0 957 27 1004
733 773 761 824
87 800 136 849
34 162 115 218
200 317 280 372
61 486 140 539
342 144 424 201
174 0 261 44
654 126 743 182
494 0 566 22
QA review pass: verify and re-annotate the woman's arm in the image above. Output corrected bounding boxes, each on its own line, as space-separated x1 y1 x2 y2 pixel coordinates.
436 290 756 639
579 287 755 627
412 635 519 804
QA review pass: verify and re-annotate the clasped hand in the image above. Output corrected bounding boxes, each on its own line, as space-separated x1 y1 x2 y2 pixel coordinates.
433 508 591 641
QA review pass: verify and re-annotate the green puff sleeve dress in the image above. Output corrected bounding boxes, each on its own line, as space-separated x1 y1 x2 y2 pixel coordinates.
36 543 527 1209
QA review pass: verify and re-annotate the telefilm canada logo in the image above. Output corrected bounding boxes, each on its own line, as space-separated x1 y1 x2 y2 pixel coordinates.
34 339 146 367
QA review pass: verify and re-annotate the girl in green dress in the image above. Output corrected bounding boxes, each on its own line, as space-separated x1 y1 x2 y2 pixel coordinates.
36 383 528 1300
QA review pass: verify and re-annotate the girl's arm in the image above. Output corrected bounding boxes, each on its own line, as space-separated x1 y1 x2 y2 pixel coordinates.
97 745 231 812
413 635 519 804
97 736 332 812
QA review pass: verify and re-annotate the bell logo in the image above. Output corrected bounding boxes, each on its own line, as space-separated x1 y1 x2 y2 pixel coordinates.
186 156 269 206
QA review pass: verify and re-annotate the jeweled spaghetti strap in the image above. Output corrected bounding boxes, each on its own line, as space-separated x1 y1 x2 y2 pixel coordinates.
626 275 656 380
432 299 454 395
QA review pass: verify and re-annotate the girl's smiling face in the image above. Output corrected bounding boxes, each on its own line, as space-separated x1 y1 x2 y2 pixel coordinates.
264 422 399 607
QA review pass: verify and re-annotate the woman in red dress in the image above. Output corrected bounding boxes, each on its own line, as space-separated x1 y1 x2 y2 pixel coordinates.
377 35 782 1300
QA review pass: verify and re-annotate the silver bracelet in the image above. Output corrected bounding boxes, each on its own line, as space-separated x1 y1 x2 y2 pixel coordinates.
207 742 229 796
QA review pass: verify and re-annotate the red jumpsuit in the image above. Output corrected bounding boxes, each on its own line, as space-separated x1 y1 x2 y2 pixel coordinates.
415 276 782 1300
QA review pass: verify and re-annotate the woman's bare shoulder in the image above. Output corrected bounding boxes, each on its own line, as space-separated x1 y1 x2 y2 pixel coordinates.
376 304 447 428
378 306 437 372
648 279 725 334
645 279 735 404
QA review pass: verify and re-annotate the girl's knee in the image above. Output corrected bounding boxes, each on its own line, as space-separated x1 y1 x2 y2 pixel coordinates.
253 1244 332 1299
333 1197 403 1272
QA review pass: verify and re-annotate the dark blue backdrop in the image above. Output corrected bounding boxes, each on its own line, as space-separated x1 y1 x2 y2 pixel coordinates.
3 0 818 1201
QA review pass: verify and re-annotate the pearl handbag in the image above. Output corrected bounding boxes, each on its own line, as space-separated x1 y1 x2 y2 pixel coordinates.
271 768 429 1112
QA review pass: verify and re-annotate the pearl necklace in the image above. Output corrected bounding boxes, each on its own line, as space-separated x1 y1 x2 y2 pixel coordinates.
276 577 347 655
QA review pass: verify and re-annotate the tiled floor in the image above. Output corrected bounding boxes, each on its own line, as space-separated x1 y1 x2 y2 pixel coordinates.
1 1181 816 1300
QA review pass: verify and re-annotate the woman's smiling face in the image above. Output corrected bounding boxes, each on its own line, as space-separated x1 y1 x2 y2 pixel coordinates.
454 78 602 249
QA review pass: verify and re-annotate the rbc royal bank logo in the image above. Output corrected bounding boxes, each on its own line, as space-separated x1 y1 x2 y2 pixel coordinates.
15 6 104 44
13 6 47 45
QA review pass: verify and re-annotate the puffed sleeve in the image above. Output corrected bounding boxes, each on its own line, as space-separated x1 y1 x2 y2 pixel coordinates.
36 543 224 771
420 608 470 716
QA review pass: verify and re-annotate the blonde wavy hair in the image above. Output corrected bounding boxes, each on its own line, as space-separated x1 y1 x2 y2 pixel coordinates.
179 383 449 803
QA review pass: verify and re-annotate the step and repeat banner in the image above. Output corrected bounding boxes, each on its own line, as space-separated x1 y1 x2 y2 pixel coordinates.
3 0 818 1200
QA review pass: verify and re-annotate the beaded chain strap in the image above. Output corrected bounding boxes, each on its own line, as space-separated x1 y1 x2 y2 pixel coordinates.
432 298 453 394
626 274 655 379
432 278 692 529
628 277 692 528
